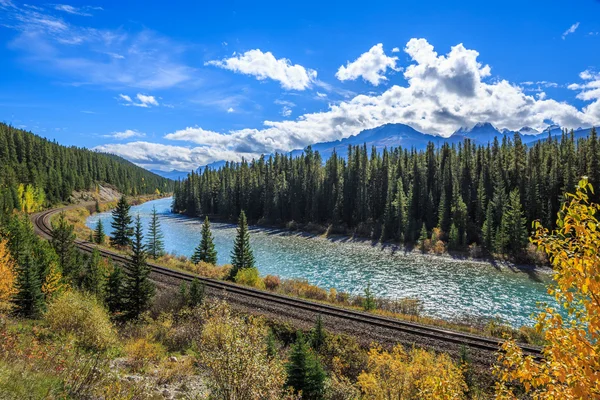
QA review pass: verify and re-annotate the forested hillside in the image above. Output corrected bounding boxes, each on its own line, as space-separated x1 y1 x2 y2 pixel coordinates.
173 128 599 256
0 123 172 213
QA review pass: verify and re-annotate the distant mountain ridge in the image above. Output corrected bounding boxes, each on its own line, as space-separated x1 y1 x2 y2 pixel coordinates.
194 122 595 172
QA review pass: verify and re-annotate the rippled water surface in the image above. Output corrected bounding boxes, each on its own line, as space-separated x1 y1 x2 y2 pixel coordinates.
86 197 555 327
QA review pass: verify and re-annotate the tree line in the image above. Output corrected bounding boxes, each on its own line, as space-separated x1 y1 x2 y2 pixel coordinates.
0 123 173 214
173 128 599 257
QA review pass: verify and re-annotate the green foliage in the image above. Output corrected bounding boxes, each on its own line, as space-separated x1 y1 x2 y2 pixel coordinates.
12 254 45 317
312 315 326 352
105 265 126 315
45 290 115 351
94 219 105 245
51 212 77 278
363 282 376 312
122 216 155 319
286 331 326 399
497 189 528 255
234 267 265 289
172 130 600 257
110 196 133 248
146 206 165 259
229 210 255 280
191 216 218 265
82 248 107 298
188 278 204 307
0 123 172 207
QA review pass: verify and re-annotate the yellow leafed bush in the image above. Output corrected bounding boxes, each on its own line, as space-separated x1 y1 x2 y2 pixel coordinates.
357 344 466 399
234 267 265 289
45 290 115 351
495 178 600 399
0 239 17 312
125 337 166 371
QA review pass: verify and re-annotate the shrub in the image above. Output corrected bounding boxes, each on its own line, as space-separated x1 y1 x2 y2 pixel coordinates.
234 267 265 289
357 345 467 399
45 291 115 351
432 240 446 255
279 279 328 301
124 337 166 371
264 274 281 291
197 301 287 399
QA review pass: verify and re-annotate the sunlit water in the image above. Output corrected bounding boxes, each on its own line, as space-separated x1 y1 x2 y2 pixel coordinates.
86 197 556 327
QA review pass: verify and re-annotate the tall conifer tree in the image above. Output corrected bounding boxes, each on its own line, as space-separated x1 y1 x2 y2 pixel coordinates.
110 195 133 247
191 216 217 264
146 206 165 259
229 210 255 280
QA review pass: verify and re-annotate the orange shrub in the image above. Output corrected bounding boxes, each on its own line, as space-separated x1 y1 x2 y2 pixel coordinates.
264 275 281 291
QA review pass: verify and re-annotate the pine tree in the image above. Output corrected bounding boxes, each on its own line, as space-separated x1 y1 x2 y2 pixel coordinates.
83 248 107 298
418 223 428 253
51 212 77 278
94 219 105 245
448 223 460 250
286 332 326 399
188 278 205 307
123 215 155 319
191 217 218 264
110 195 133 247
482 203 495 252
266 329 277 359
363 282 376 311
147 206 165 259
312 315 326 351
229 210 255 280
12 255 45 317
105 264 126 315
499 189 528 255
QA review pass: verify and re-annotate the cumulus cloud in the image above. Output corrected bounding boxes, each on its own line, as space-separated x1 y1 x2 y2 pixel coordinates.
102 38 600 171
103 129 145 140
391 47 400 53
94 141 260 171
206 49 317 90
119 93 159 107
281 106 292 117
336 43 399 86
562 22 580 39
227 107 235 113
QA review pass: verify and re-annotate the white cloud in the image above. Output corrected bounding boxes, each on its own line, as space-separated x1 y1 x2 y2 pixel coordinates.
391 47 400 53
227 107 234 113
206 49 317 90
97 38 600 171
281 106 292 117
136 93 158 107
562 22 580 39
274 99 295 107
118 93 159 107
103 129 145 140
94 141 260 171
53 4 93 17
335 43 399 86
316 92 327 98
1 3 193 89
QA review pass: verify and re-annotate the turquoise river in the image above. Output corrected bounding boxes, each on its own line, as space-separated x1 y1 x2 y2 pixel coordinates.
86 197 556 328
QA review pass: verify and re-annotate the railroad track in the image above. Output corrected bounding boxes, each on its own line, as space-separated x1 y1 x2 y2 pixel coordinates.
32 206 543 360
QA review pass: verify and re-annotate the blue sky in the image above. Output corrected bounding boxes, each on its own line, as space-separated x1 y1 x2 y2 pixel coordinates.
1 0 600 172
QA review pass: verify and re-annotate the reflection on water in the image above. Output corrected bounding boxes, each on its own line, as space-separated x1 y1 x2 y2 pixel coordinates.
86 197 555 327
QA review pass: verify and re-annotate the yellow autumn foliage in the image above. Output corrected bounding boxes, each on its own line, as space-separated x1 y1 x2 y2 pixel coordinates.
41 262 67 300
0 239 17 311
495 178 600 399
357 344 467 399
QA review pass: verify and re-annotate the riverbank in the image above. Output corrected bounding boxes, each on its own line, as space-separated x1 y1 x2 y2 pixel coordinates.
181 212 550 272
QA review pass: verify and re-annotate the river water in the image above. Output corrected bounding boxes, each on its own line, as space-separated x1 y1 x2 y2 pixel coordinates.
86 197 555 327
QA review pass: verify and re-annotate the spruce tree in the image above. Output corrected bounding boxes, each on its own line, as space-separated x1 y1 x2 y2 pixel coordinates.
499 189 528 255
12 255 45 317
311 315 326 352
418 223 428 253
123 215 155 319
286 332 326 399
147 206 165 259
229 210 255 280
51 212 77 279
94 219 105 244
192 216 217 264
363 282 376 311
110 195 133 247
105 264 126 315
83 248 106 298
188 278 205 307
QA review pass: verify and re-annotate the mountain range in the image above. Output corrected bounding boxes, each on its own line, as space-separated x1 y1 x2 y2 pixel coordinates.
150 122 595 178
